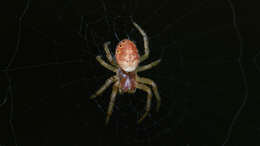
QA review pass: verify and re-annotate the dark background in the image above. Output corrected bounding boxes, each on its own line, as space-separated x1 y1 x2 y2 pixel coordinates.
1 0 260 146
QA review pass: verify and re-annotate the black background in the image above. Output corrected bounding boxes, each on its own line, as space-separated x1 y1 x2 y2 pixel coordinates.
1 0 260 146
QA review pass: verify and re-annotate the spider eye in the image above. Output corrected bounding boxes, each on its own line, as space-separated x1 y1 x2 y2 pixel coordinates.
119 44 122 48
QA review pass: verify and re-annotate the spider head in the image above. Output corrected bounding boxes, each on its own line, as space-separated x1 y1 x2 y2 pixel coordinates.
115 39 140 72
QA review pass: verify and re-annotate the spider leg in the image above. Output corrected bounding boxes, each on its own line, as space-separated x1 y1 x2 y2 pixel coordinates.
132 22 149 62
104 41 117 66
90 76 117 99
96 56 117 72
136 83 152 124
105 81 119 125
137 77 161 111
137 59 161 72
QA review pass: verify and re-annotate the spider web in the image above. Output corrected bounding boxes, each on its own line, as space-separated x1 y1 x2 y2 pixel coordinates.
1 0 259 146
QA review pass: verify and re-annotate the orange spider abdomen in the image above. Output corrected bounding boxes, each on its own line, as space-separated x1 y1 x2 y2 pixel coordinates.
115 39 140 72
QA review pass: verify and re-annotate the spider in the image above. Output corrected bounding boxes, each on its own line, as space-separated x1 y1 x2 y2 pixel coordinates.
90 21 161 124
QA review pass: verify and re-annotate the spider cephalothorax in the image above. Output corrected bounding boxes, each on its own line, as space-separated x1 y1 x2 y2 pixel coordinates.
117 68 136 93
90 22 161 124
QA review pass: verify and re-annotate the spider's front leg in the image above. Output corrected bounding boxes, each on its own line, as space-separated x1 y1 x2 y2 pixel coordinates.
136 83 152 124
137 77 161 111
90 76 117 99
132 22 149 62
105 81 119 125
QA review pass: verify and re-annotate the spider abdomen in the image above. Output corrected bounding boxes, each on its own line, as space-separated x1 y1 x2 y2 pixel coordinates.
115 39 140 72
118 69 136 93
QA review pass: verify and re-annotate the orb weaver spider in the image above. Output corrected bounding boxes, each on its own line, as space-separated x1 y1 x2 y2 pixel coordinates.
90 21 161 124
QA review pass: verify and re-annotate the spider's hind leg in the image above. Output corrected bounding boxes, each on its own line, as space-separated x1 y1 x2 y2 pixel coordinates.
132 22 149 62
104 41 116 66
137 59 161 72
96 56 117 72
